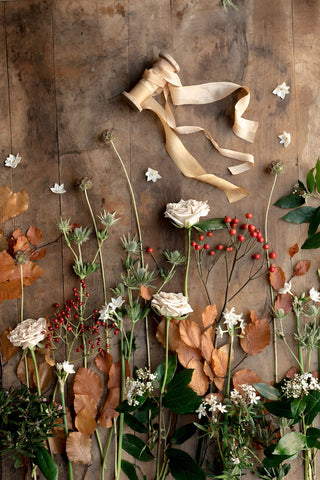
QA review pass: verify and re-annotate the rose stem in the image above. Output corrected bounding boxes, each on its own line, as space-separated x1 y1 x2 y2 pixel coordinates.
29 348 41 396
184 228 191 300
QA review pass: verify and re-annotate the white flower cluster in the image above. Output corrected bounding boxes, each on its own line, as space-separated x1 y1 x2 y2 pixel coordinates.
282 373 320 399
125 368 158 406
196 394 227 420
220 307 246 335
99 296 125 322
230 384 260 406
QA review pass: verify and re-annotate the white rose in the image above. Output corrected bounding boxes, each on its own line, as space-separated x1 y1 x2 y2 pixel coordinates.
151 292 193 318
164 199 210 228
8 317 47 349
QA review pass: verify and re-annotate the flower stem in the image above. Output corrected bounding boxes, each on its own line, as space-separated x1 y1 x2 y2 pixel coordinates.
30 348 41 396
226 330 234 397
295 313 304 373
59 381 73 480
161 317 171 394
20 265 24 322
101 426 113 480
185 228 191 300
116 330 126 480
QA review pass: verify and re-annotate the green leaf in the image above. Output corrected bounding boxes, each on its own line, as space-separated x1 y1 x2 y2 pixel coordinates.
116 397 146 413
170 423 197 445
121 460 139 480
257 464 291 480
302 232 320 249
134 398 159 424
306 427 320 448
281 206 316 224
163 370 202 414
124 413 148 433
253 383 281 401
122 434 154 462
290 397 306 419
304 390 320 424
316 158 320 193
265 400 294 418
166 447 206 480
155 354 177 390
193 218 226 232
307 167 316 193
274 193 305 208
308 206 320 237
273 432 305 456
35 447 58 480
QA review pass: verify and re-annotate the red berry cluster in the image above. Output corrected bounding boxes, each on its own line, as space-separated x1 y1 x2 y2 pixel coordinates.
191 231 215 256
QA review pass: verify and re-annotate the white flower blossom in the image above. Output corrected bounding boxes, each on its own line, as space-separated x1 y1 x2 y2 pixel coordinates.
217 325 224 339
50 183 66 194
56 361 75 375
230 385 260 406
145 168 161 183
310 287 320 303
99 296 125 321
279 131 291 148
282 373 320 398
125 368 158 406
223 307 246 333
165 199 210 228
151 292 193 318
8 318 47 349
278 281 292 295
5 153 22 168
272 82 290 99
231 457 241 465
196 394 227 422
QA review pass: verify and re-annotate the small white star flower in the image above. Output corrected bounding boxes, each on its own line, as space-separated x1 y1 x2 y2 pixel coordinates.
278 281 292 295
145 168 161 183
310 287 320 303
50 183 66 194
279 131 291 148
56 361 75 375
5 153 21 168
273 82 290 99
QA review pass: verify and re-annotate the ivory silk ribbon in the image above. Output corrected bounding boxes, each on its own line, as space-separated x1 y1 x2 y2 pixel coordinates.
122 53 258 203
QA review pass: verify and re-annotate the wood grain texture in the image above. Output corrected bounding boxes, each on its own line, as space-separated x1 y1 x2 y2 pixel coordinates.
1 1 320 478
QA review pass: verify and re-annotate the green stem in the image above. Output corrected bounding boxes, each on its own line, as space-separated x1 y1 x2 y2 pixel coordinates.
161 317 171 394
185 228 191 300
156 394 163 480
116 330 126 480
20 265 24 322
295 313 304 373
30 348 41 396
59 381 73 480
101 426 113 480
95 429 103 458
226 330 234 397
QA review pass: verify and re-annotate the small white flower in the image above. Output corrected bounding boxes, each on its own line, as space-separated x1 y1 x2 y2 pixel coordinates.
50 183 66 194
279 131 291 148
273 82 290 99
145 168 161 183
217 325 224 339
56 361 75 375
278 281 292 295
110 296 125 310
310 287 320 303
231 457 241 465
223 307 245 331
196 404 207 419
5 153 22 168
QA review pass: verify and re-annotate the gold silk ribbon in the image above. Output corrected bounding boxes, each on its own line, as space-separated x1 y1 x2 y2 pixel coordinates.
122 53 258 203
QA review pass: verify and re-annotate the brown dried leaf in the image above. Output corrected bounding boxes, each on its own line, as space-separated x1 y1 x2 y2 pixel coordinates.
179 319 201 349
249 310 258 323
202 304 218 329
200 327 214 363
289 243 299 258
107 360 130 390
26 226 42 247
73 367 103 405
213 377 225 391
232 369 261 392
240 317 271 355
0 279 22 303
75 408 97 435
30 248 47 261
176 341 202 368
33 362 53 392
156 318 181 351
11 230 31 254
45 354 55 367
140 285 152 301
211 344 231 378
285 366 299 378
66 432 92 464
98 387 120 428
0 185 28 224
48 427 65 454
274 293 293 314
0 328 19 363
269 264 286 291
294 260 311 277
187 359 209 396
17 356 35 388
74 394 98 417
95 350 113 376
0 230 8 251
0 251 15 283
203 360 214 381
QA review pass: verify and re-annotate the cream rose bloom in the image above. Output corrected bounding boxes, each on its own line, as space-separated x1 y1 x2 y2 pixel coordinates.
164 199 210 228
151 292 193 318
8 317 47 349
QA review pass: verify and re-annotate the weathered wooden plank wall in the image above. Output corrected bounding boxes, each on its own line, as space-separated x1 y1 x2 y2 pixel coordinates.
1 0 320 478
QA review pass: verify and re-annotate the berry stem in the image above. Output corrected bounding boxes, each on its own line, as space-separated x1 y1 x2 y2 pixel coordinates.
226 328 234 397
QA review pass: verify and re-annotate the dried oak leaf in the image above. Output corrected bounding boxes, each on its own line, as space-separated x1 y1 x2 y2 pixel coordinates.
202 304 218 330
176 341 202 368
0 185 28 224
0 251 15 283
289 243 299 258
294 260 311 277
33 362 53 392
75 408 97 436
179 319 201 349
107 360 130 390
66 432 92 464
17 356 35 388
232 369 261 392
73 367 103 405
95 350 113 376
0 328 19 363
240 314 271 355
26 226 42 247
274 293 293 314
187 358 209 396
269 264 286 291
74 394 98 417
98 387 120 428
200 327 214 363
140 285 152 301
156 318 181 351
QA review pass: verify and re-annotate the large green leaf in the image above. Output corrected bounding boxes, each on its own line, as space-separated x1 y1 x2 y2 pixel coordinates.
290 397 306 420
124 413 148 433
254 383 281 401
274 193 305 209
193 218 226 232
281 206 316 224
257 464 291 480
166 447 206 480
307 167 316 193
308 206 320 237
121 460 139 480
316 158 320 193
163 370 202 414
155 354 177 390
304 390 320 424
35 447 58 480
265 400 294 418
262 454 294 468
170 423 197 445
302 232 320 249
133 398 159 424
273 432 305 456
116 397 146 413
306 427 320 449
122 434 154 462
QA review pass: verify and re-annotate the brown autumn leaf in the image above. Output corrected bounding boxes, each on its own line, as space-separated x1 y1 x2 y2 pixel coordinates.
202 304 218 329
285 366 299 378
0 328 19 363
140 285 152 301
9 261 44 286
0 279 22 303
240 316 271 355
203 360 214 381
30 248 47 261
73 367 103 405
0 230 8 251
179 319 201 349
232 369 261 392
66 432 92 464
95 350 113 376
0 251 15 283
98 387 120 428
211 344 231 378
107 360 131 390
74 394 98 417
26 225 42 247
249 310 258 322
0 185 29 224
75 408 97 436
294 260 311 277
10 229 31 254
274 293 293 314
45 354 55 367
48 427 65 454
213 377 225 391
17 356 35 388
200 327 214 363
289 243 299 258
156 318 181 351
187 358 209 396
269 264 286 291
176 341 202 368
33 362 53 392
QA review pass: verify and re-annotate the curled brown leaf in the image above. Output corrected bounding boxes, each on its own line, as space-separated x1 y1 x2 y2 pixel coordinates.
269 264 286 291
73 367 103 405
156 318 181 351
179 319 201 349
294 260 311 276
202 304 218 330
66 432 92 464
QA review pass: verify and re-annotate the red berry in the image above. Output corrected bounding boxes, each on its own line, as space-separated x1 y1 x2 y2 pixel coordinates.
106 344 110 348
224 216 231 223
97 341 101 346
269 251 277 259
263 244 270 250
217 244 224 251
99 347 103 352
67 327 72 331
248 225 255 232
48 326 53 331
53 303 59 309
146 247 153 254
232 217 239 224
258 237 264 243
101 321 106 327
54 318 58 323
74 314 79 319
207 231 213 237
91 344 95 349
250 231 258 238
55 324 59 329
241 224 248 230
80 344 85 350
199 234 205 241
209 250 215 256
114 329 120 335
82 283 86 289
96 320 100 325
227 247 233 252
237 235 245 242
61 311 65 316
72 287 77 292
94 309 98 314
229 229 237 236
252 253 260 260
86 293 90 297
269 266 276 273
88 340 92 344
45 344 50 349
246 213 253 219
55 338 60 343
195 245 202 250
76 348 80 352
191 241 197 247
79 302 83 306
203 244 210 250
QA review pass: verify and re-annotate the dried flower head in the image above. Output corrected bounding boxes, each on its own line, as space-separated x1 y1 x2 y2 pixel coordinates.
268 160 286 175
163 249 186 266
77 177 92 191
15 250 30 265
57 217 72 234
98 210 120 229
101 129 116 143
